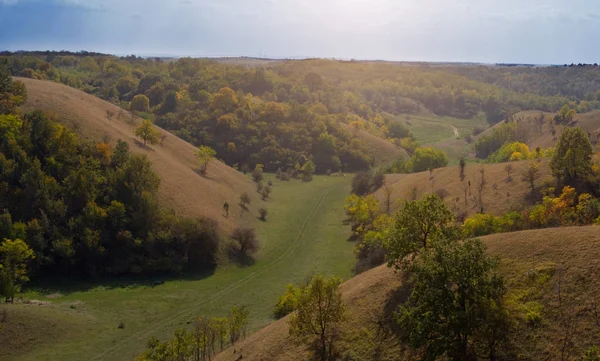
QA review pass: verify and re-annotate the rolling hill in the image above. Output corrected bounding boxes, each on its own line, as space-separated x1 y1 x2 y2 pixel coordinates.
214 226 600 361
376 159 553 217
18 77 261 233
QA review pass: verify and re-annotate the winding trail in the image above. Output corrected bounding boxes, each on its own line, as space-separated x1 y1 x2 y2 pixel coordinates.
89 187 332 361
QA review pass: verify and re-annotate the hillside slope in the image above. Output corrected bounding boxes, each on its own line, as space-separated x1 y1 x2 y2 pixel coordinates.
377 159 552 217
214 226 600 361
338 123 407 166
475 110 600 149
18 77 261 232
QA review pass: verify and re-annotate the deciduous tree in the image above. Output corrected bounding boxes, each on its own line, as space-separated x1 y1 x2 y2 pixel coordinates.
135 119 160 145
289 275 346 361
195 145 216 175
0 239 35 303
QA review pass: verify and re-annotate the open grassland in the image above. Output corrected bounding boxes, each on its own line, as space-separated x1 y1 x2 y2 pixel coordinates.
0 175 356 361
214 226 600 361
18 77 260 233
393 113 487 145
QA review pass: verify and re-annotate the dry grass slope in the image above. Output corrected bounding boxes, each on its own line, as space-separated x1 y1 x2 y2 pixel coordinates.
18 77 262 233
475 110 600 149
214 226 600 361
377 159 553 217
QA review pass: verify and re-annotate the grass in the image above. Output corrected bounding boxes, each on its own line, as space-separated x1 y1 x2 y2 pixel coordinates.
3 175 355 361
395 113 487 145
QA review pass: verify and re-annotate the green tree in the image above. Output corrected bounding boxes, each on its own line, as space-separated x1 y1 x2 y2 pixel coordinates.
0 66 13 93
395 238 508 361
289 275 346 361
274 283 301 318
550 127 593 184
410 147 449 173
135 119 160 145
228 306 249 345
384 194 456 269
0 239 35 303
115 76 138 96
130 94 150 112
301 160 316 181
195 145 217 175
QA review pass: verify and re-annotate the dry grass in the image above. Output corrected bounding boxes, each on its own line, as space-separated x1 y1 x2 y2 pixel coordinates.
475 110 600 149
338 123 408 166
214 226 600 361
377 159 553 217
18 77 262 233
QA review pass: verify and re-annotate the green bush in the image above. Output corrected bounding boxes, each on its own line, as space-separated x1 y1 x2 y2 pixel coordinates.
273 284 301 319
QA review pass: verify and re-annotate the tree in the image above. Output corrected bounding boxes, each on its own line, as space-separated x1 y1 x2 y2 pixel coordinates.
504 163 513 182
395 238 508 361
289 275 346 361
274 283 301 319
130 94 150 112
195 145 216 175
115 76 138 96
384 194 456 270
301 160 316 182
550 127 593 184
0 66 12 93
459 157 466 181
135 119 160 145
258 208 268 221
0 239 35 303
229 227 259 260
228 306 249 345
410 147 449 173
251 164 264 183
521 161 540 193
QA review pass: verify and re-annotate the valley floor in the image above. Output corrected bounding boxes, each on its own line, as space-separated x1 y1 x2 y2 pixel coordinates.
1 175 355 361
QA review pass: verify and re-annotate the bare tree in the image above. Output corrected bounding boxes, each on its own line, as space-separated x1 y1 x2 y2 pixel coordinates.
504 164 514 182
230 227 259 260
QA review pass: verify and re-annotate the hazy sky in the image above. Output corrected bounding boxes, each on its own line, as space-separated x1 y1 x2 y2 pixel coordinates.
1 0 599 64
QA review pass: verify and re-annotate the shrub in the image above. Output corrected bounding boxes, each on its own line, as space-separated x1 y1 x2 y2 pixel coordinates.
259 208 268 221
584 346 600 361
274 284 301 319
229 227 259 261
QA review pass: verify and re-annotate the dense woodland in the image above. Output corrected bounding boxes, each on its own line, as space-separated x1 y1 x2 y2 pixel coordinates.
0 70 219 284
2 52 597 173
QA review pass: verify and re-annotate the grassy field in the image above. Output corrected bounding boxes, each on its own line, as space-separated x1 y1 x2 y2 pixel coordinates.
394 113 487 145
1 175 356 361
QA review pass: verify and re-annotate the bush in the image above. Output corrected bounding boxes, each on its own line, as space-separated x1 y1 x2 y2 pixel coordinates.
584 346 600 361
259 208 268 221
229 228 259 261
273 284 301 319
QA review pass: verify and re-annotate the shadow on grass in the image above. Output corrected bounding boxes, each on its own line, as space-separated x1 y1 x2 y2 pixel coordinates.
382 272 413 334
133 138 155 151
226 248 256 268
26 266 217 296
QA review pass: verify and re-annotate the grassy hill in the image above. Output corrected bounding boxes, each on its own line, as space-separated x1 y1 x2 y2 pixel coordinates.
18 77 260 233
214 226 600 361
376 159 553 217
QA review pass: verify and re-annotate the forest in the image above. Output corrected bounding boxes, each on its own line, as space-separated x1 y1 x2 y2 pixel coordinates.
2 52 596 174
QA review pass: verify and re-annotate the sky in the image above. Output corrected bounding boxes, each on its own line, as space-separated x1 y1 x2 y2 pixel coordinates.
1 0 600 64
